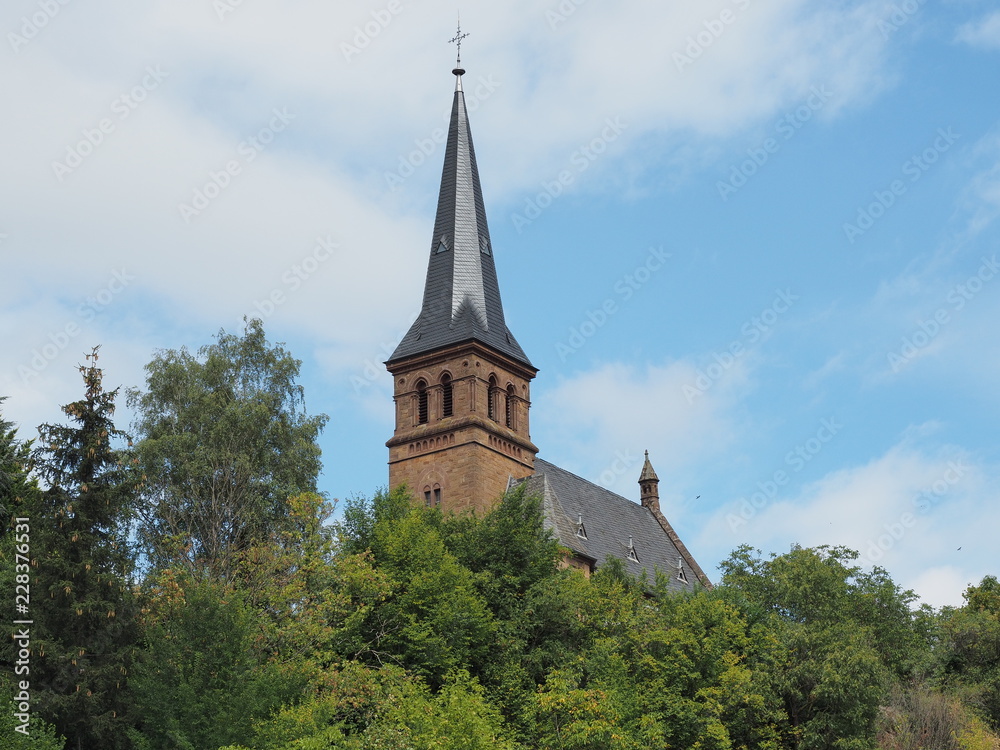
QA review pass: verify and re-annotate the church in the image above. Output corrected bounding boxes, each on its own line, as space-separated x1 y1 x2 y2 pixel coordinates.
384 58 710 592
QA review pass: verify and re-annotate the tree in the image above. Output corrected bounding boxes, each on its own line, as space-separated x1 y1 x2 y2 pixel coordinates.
337 488 497 687
0 397 36 517
221 663 518 750
937 575 1000 728
718 545 914 749
441 484 562 623
28 348 139 749
128 318 328 579
128 574 302 750
0 401 66 749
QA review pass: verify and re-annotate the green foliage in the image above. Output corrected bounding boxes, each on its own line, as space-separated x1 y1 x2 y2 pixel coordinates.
441 484 563 620
527 574 786 750
0 672 65 750
128 318 328 579
23 349 139 749
129 573 304 750
0 396 38 517
0 398 42 678
339 487 497 686
227 663 517 750
936 576 1000 729
717 544 926 749
966 576 1000 617
15 350 1000 750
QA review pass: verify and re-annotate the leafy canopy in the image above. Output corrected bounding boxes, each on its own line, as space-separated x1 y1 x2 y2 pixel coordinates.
128 318 328 579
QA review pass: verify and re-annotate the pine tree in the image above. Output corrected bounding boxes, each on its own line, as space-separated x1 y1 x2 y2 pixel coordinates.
29 348 139 750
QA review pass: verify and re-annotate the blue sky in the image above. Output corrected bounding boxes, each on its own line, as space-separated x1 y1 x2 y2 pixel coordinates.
3 0 999 607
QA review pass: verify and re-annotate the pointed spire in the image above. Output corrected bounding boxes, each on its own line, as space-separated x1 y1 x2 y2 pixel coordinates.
388 48 532 369
639 450 660 511
639 450 659 482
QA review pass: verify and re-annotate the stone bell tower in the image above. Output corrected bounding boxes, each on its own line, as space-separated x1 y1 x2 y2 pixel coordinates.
385 63 538 516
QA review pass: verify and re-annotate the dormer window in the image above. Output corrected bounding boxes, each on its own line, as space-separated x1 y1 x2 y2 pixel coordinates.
676 559 688 584
435 239 449 254
575 514 588 540
479 236 492 256
626 537 639 563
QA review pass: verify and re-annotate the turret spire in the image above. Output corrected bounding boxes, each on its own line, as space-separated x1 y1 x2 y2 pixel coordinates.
639 450 661 511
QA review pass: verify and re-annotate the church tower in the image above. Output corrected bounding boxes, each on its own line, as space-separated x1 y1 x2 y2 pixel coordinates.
385 62 538 515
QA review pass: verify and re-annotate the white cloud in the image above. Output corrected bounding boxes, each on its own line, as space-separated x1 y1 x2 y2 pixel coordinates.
534 353 753 500
700 432 998 608
956 11 1000 50
1 0 900 379
909 566 974 610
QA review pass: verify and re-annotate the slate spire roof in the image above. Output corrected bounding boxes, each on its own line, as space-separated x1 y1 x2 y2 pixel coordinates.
387 67 532 369
639 450 659 482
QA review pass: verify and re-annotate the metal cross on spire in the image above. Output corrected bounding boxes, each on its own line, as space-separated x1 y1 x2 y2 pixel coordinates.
449 15 469 68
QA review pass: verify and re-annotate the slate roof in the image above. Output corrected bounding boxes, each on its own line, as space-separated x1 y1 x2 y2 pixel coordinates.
516 458 703 593
387 70 532 369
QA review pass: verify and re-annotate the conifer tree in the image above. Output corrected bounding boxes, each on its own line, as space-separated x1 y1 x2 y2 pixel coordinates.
29 348 139 750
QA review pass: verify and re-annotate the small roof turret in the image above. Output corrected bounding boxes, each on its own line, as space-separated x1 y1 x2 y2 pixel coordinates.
639 450 659 483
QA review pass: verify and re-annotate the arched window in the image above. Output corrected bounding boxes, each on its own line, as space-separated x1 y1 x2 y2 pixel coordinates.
505 384 515 429
416 380 428 425
487 375 498 421
441 373 453 418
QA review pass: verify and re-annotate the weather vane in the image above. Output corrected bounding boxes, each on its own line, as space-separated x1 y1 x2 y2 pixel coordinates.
449 15 469 68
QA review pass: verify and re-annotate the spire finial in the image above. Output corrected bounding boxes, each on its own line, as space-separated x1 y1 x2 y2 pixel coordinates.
449 14 469 74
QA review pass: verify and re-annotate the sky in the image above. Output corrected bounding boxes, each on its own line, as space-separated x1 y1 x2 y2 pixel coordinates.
2 0 999 608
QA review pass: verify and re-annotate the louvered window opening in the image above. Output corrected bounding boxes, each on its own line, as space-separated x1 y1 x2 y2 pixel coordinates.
442 375 453 417
417 381 428 424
